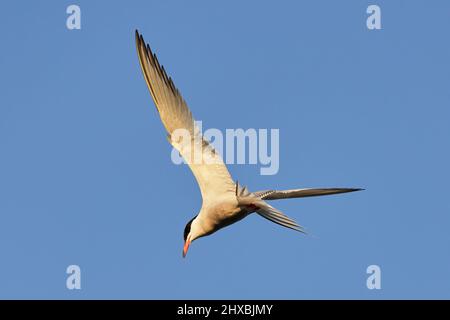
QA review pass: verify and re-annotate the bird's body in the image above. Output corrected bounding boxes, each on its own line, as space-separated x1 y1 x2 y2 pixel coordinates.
135 30 362 257
198 198 242 237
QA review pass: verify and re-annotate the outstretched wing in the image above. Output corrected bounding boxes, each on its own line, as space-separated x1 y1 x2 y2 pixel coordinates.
135 30 235 203
254 188 363 200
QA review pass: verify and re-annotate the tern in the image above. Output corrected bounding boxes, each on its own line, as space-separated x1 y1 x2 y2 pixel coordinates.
135 30 362 257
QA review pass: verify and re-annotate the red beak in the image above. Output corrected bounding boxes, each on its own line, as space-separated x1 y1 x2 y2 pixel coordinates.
183 238 191 258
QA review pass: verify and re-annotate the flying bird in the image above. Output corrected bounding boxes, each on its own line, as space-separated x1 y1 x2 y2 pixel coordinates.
135 30 362 257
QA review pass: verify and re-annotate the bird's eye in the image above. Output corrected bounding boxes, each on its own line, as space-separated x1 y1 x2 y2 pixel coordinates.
183 224 190 241
183 216 196 241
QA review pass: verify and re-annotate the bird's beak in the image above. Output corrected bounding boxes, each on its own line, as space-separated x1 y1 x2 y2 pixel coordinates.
183 238 191 258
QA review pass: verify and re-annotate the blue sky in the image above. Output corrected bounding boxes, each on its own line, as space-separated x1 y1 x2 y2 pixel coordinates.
1 1 449 299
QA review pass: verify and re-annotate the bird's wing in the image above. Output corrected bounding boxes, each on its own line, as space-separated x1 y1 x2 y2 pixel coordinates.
135 31 235 203
254 188 363 200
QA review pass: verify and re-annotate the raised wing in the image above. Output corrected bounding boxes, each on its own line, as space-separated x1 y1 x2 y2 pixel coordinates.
254 188 363 200
135 30 235 202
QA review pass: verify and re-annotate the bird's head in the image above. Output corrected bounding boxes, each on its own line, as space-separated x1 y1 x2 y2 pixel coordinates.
183 215 203 258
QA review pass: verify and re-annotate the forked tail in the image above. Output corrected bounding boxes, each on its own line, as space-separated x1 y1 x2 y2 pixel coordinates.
236 182 363 233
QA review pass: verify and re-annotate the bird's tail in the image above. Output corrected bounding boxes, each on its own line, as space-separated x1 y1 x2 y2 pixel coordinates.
235 182 306 233
235 182 363 234
255 201 307 234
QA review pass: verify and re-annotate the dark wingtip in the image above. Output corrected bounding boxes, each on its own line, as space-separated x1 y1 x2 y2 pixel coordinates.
135 30 141 47
344 188 365 193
